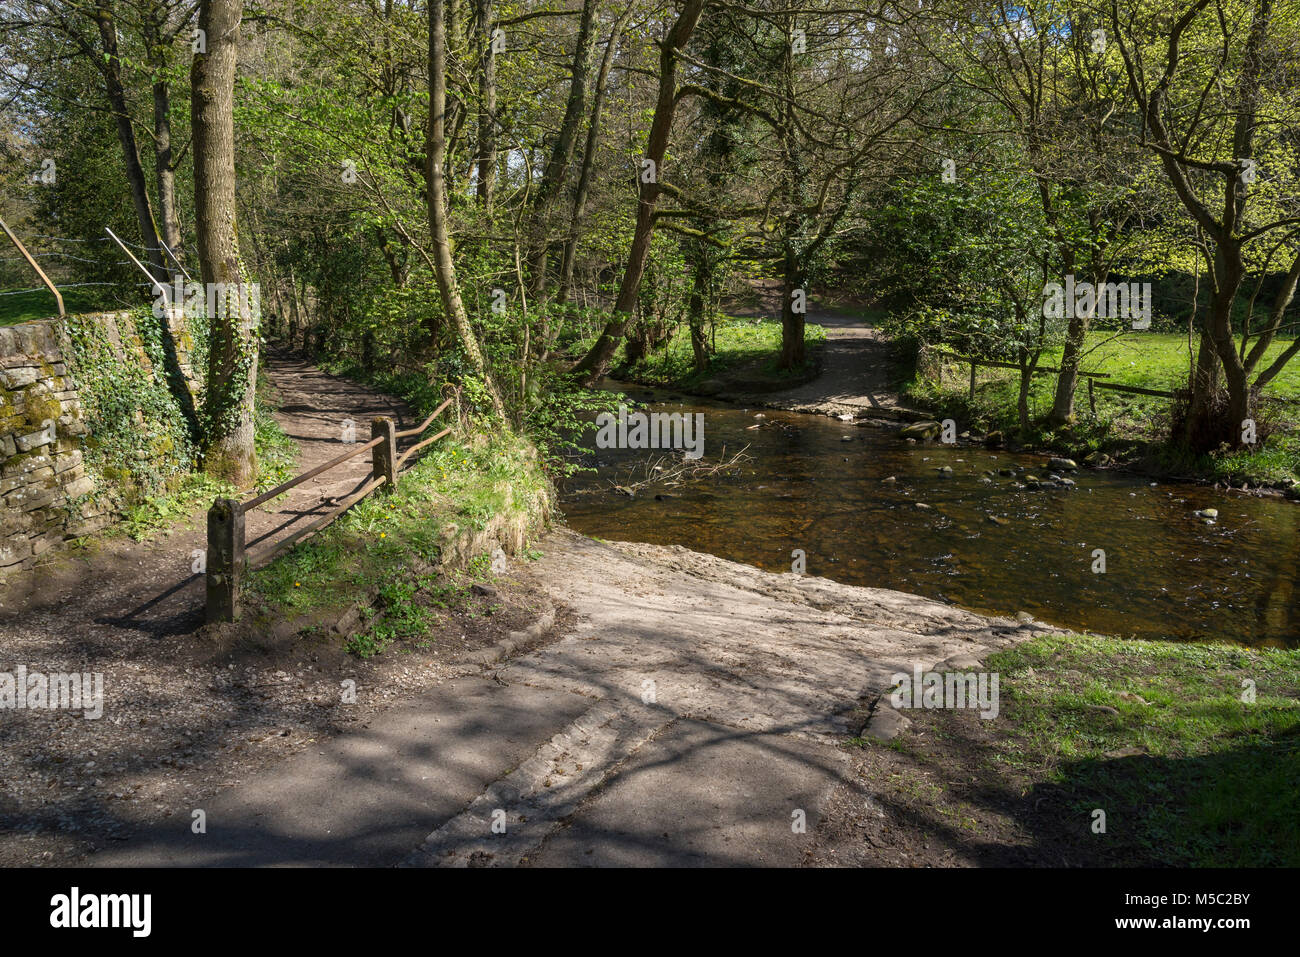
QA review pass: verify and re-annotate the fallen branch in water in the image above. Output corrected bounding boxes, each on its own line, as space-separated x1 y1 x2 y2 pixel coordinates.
609 444 752 495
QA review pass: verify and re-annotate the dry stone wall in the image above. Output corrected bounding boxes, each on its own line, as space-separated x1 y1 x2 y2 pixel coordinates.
0 310 199 572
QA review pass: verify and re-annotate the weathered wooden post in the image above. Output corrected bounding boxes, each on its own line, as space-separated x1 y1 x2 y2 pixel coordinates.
969 361 978 401
1088 377 1097 416
372 417 397 490
206 498 245 623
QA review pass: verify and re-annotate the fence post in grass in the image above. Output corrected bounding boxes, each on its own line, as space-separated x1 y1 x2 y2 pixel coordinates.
0 216 63 317
1088 377 1096 416
969 361 978 401
206 498 244 623
372 417 397 491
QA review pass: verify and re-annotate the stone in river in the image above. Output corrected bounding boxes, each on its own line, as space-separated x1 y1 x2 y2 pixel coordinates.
1049 457 1078 471
899 420 941 440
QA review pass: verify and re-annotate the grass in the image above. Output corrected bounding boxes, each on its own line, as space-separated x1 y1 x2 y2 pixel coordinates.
246 429 549 654
1044 331 1300 397
911 330 1300 485
986 631 1300 866
0 287 125 327
342 553 495 658
586 315 826 391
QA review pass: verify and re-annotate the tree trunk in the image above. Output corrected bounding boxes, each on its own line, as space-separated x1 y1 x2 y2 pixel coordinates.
152 80 182 257
109 3 199 442
528 0 600 302
141 10 184 261
427 0 505 417
473 0 496 210
287 265 305 351
571 0 707 384
557 7 631 307
779 247 805 369
1049 318 1085 424
1018 367 1032 431
192 0 258 485
95 2 167 283
687 255 712 372
775 20 811 371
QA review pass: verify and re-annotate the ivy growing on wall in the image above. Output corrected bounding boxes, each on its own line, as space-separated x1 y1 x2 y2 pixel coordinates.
63 309 204 502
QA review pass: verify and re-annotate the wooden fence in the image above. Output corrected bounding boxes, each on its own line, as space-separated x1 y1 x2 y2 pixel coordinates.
205 393 457 623
934 348 1175 415
935 347 1300 415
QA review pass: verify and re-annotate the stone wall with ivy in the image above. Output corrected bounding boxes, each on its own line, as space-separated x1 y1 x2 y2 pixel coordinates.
0 309 203 572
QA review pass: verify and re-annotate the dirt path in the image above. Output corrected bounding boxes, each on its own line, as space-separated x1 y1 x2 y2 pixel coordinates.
0 356 470 866
723 285 923 420
760 309 917 417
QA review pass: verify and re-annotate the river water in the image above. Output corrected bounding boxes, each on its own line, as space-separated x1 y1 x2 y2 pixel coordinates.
559 389 1300 648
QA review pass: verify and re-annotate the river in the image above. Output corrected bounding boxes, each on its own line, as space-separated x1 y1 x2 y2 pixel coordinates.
560 389 1300 648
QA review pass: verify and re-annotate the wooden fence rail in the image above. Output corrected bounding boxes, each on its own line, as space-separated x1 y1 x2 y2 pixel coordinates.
205 392 458 623
935 348 1297 414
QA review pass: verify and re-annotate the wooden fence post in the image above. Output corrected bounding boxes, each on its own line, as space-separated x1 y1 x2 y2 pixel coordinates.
206 497 244 623
969 361 978 401
372 417 397 490
1088 377 1096 415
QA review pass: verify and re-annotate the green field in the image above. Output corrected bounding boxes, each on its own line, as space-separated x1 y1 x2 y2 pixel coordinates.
986 632 1300 866
0 287 124 327
1044 332 1300 397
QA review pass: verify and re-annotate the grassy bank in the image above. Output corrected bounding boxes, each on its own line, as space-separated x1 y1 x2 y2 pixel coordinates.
595 315 826 391
863 631 1300 866
909 331 1300 487
992 632 1300 865
245 428 552 658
